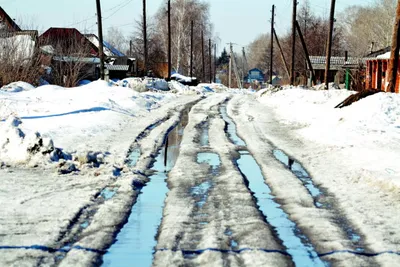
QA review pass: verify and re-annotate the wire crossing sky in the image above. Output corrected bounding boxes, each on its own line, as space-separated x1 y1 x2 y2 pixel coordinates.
1 0 373 52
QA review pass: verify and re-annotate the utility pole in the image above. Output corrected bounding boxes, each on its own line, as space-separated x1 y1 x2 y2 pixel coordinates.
214 43 217 83
242 47 246 83
143 0 148 75
229 43 232 88
290 0 297 85
270 4 275 85
387 0 400 93
209 39 212 83
324 0 336 89
96 0 105 80
201 30 205 82
190 20 194 78
167 0 171 79
129 40 133 57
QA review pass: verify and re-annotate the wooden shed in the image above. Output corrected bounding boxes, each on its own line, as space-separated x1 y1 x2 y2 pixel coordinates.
366 53 400 93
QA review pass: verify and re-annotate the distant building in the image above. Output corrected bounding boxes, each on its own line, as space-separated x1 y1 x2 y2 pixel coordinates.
308 56 374 85
245 68 265 83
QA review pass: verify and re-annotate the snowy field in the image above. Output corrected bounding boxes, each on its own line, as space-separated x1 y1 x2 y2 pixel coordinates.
1 81 399 266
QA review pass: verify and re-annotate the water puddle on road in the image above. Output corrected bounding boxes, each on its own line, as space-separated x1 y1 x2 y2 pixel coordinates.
220 104 246 146
273 149 365 252
220 102 325 266
237 151 325 267
198 121 209 147
102 109 189 267
191 153 220 209
273 149 324 208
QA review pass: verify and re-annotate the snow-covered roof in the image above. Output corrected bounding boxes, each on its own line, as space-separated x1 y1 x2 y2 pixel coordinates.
85 34 125 57
377 52 392 59
0 34 37 63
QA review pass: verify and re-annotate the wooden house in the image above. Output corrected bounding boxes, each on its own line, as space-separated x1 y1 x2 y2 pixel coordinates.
0 6 21 33
366 52 400 93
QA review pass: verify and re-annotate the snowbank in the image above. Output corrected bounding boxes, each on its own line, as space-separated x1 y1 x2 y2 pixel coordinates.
1 81 35 92
0 80 177 168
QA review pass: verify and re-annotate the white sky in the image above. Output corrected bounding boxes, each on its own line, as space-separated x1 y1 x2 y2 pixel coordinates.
0 0 376 53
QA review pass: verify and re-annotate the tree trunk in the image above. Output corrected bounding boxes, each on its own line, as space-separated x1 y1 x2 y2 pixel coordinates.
387 0 400 93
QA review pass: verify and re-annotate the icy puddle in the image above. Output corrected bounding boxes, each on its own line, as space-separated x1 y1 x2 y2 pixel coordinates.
220 102 325 266
273 149 365 252
273 149 324 208
192 153 220 209
102 111 188 266
237 151 325 266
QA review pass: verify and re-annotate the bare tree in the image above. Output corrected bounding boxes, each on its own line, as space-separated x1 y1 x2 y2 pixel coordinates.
339 0 396 55
154 0 212 79
0 32 42 86
105 26 128 54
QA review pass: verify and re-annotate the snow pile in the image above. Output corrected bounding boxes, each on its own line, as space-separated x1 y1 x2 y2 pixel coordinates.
0 81 35 92
169 80 198 95
118 78 148 92
171 73 192 83
0 80 178 168
196 83 229 93
145 78 169 91
258 87 400 142
0 116 66 167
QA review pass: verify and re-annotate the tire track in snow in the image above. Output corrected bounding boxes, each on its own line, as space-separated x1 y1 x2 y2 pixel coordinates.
228 96 383 266
154 96 292 267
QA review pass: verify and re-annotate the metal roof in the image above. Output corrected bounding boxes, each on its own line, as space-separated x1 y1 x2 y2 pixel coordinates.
105 65 129 71
309 56 376 70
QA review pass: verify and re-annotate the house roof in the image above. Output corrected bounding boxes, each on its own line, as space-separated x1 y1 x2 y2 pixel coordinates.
105 65 129 71
309 56 375 70
85 34 125 57
39 28 99 56
0 6 21 32
365 46 391 58
0 33 37 62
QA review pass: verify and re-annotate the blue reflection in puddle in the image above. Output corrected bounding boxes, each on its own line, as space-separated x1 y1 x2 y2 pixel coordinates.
220 104 246 146
273 149 365 252
127 148 141 167
199 121 209 147
273 149 324 208
190 153 221 216
102 149 169 267
237 151 325 267
100 188 117 200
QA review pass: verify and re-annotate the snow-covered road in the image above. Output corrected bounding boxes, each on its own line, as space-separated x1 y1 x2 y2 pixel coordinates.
1 83 399 266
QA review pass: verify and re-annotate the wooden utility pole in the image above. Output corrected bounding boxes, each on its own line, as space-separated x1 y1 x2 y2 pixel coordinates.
290 0 297 85
387 0 400 93
96 0 105 80
190 20 194 78
229 43 232 88
143 0 148 74
167 0 171 79
274 29 290 79
270 4 275 85
242 47 246 82
129 40 133 57
295 20 316 85
214 43 217 83
201 30 205 82
209 39 212 83
324 0 336 89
